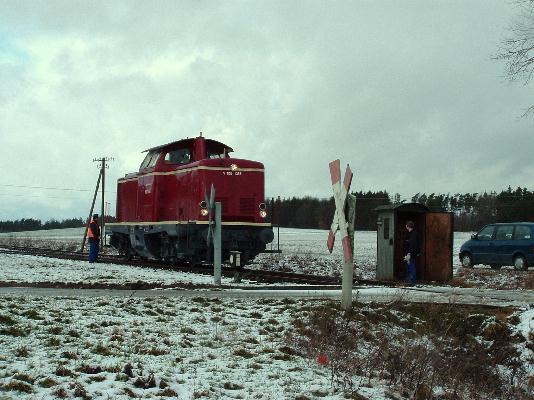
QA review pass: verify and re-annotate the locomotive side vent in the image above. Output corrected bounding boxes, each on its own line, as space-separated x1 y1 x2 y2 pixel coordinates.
239 197 255 214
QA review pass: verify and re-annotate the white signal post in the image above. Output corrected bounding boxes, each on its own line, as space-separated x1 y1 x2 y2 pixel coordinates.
214 202 222 285
206 184 222 286
327 159 356 310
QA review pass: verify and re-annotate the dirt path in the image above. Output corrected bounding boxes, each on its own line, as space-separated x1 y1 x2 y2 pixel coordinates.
0 285 532 308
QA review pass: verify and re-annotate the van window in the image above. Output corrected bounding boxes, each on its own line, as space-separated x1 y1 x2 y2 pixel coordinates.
494 225 514 240
513 225 531 240
477 225 494 241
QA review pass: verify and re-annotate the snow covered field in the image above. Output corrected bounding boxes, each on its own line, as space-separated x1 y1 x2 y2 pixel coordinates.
0 227 533 399
0 294 532 399
0 227 473 277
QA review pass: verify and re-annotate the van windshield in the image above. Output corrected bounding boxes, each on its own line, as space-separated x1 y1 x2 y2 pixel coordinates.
477 225 494 241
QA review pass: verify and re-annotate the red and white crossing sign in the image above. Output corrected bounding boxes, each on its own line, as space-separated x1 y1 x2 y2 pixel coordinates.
327 159 353 261
327 159 356 310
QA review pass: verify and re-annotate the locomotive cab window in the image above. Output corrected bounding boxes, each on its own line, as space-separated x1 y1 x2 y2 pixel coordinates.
207 144 229 159
139 151 159 170
164 148 191 164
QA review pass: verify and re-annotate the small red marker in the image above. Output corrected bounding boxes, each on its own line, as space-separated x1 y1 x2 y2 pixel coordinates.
316 353 329 366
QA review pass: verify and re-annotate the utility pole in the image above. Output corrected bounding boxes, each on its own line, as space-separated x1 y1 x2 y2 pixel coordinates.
80 157 113 252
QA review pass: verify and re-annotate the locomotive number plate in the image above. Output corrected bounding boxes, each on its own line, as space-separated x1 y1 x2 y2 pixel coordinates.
223 171 242 176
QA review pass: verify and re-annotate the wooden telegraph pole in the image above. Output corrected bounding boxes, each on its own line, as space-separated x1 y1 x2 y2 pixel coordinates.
80 157 113 252
327 159 356 310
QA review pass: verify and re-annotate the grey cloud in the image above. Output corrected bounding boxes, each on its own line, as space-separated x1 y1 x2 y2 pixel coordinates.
0 0 532 220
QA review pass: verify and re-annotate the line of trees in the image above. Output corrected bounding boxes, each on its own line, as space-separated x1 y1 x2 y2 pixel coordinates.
0 218 85 233
2 186 533 232
268 186 534 231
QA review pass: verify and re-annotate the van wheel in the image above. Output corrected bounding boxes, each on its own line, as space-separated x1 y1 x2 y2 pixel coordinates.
461 253 473 268
490 264 501 270
513 255 527 271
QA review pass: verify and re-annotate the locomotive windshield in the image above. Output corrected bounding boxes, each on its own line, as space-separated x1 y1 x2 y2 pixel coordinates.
164 148 191 164
139 150 160 170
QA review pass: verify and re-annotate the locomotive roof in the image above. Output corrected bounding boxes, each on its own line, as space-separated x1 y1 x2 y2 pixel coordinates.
143 138 234 153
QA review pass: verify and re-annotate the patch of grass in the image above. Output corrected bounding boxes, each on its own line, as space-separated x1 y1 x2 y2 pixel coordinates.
123 387 138 397
92 341 111 356
70 381 89 399
48 325 63 335
242 335 260 345
88 374 107 383
55 365 74 377
12 373 35 384
233 348 255 359
67 329 80 338
46 337 61 347
0 314 16 325
22 309 44 320
181 326 196 335
193 389 210 398
3 379 33 393
159 388 178 397
191 297 209 305
249 362 263 370
137 346 167 356
223 382 244 390
272 353 292 361
77 364 103 374
13 345 29 357
0 325 30 337
61 350 78 360
37 377 58 388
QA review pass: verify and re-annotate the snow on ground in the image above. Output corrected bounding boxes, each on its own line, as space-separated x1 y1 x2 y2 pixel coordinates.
0 294 532 400
0 228 533 399
0 252 260 287
0 295 383 400
0 227 532 289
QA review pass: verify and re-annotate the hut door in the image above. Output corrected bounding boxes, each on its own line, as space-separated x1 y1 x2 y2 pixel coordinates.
424 213 453 281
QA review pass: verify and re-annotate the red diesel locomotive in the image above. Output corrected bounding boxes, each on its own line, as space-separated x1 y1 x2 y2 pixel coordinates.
107 135 274 265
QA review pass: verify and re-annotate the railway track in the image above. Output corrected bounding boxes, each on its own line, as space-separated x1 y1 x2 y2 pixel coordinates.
0 245 396 287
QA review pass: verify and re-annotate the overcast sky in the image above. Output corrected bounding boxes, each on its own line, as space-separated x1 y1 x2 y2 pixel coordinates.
1 0 532 220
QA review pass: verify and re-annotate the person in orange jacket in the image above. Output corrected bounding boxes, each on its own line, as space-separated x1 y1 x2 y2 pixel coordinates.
88 214 100 263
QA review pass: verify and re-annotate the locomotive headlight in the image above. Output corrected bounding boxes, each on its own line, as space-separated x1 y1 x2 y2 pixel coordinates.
259 203 266 211
200 201 208 216
230 163 238 171
259 210 267 218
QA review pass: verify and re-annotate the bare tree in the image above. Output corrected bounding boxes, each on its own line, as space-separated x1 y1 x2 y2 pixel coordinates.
495 0 534 115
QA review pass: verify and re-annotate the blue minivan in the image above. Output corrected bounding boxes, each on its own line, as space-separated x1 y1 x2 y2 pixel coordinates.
459 222 534 270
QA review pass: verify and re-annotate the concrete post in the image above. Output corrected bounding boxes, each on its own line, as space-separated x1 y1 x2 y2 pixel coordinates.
214 202 222 285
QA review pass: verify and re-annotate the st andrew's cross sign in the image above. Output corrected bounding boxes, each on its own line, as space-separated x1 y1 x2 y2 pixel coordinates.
327 159 356 310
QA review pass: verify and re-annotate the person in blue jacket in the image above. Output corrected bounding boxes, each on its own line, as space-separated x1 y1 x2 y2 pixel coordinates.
403 220 419 286
88 214 100 263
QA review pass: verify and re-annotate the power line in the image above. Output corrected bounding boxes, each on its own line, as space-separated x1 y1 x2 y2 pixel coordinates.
0 184 116 194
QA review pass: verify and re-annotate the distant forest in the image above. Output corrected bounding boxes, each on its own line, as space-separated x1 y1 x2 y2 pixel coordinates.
267 186 534 232
1 186 533 232
0 218 86 233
